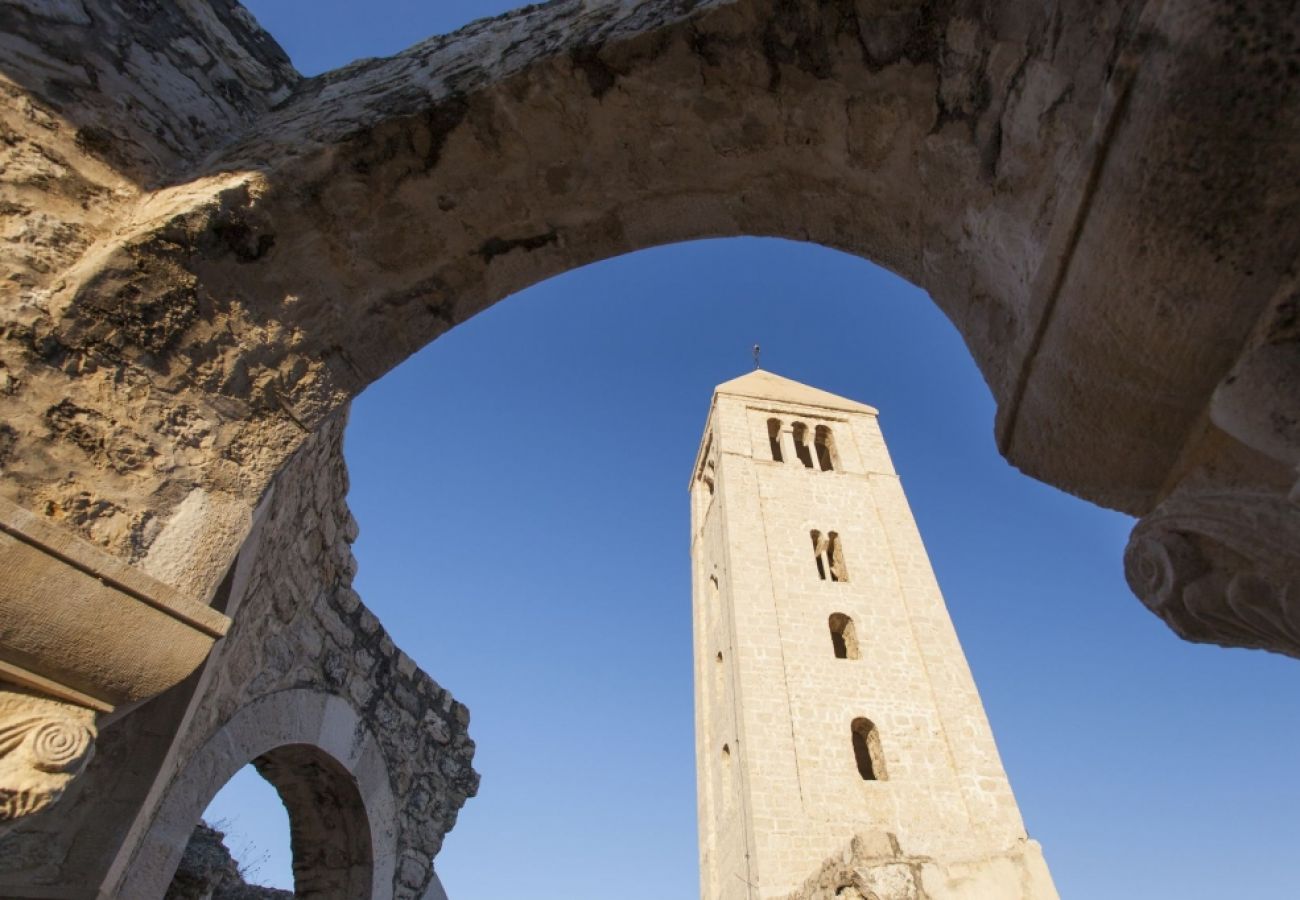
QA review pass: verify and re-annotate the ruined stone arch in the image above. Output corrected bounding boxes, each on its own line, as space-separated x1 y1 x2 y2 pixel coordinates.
108 690 398 899
1 0 1292 666
0 0 1296 868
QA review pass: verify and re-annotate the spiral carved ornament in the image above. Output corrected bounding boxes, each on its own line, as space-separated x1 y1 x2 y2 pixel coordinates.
0 709 97 827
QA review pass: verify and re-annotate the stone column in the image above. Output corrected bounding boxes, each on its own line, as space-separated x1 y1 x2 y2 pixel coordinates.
780 427 799 466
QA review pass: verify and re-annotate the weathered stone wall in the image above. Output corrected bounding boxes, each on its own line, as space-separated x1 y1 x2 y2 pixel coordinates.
0 0 301 599
114 410 479 898
0 410 477 898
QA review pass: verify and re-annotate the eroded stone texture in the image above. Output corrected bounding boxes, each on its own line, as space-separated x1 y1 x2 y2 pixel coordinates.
0 0 1295 659
0 413 477 899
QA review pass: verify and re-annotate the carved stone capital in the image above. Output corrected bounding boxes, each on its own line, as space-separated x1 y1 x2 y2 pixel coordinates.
0 690 97 834
1125 490 1300 658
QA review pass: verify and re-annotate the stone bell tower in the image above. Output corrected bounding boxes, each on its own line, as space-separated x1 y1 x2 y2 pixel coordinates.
689 370 1058 900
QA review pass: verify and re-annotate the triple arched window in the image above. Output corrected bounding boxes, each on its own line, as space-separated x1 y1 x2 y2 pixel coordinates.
766 418 837 471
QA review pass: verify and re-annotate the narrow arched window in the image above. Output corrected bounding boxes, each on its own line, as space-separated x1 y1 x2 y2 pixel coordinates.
815 425 836 471
851 718 887 781
829 613 859 659
792 421 814 468
767 418 783 462
811 531 849 582
721 742 734 808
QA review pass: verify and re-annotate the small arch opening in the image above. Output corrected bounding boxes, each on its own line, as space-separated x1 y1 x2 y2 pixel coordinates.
767 417 784 462
850 718 887 781
792 421 815 468
186 765 293 893
829 613 859 659
177 744 373 899
815 425 836 471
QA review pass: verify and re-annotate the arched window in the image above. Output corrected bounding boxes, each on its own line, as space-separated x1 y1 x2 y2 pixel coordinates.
814 425 836 471
811 530 848 582
792 421 814 468
851 718 887 781
828 613 859 659
767 418 783 462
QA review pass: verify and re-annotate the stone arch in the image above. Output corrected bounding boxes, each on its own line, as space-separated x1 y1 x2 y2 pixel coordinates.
0 0 1294 758
108 690 398 899
251 744 373 898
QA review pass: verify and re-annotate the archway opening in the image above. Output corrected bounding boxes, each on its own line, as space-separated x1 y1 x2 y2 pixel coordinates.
193 232 1299 900
185 764 292 893
175 745 372 899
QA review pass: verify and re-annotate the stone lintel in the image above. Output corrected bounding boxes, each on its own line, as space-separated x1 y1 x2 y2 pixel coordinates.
0 496 230 831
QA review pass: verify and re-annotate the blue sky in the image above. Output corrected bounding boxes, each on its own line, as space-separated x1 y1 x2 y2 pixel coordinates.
205 5 1300 898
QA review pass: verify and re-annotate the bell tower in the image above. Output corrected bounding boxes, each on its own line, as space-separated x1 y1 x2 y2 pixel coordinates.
690 370 1057 899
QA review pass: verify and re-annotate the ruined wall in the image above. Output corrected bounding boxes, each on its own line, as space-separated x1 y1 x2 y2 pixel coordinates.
786 832 1055 900
0 410 478 899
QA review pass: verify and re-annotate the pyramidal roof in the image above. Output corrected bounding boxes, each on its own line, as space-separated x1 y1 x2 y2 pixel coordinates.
713 369 877 415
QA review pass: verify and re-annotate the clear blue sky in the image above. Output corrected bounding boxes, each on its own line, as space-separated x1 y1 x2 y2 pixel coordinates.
206 5 1300 898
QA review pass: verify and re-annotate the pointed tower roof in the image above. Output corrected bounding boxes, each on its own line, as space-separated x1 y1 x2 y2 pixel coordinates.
713 369 877 415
